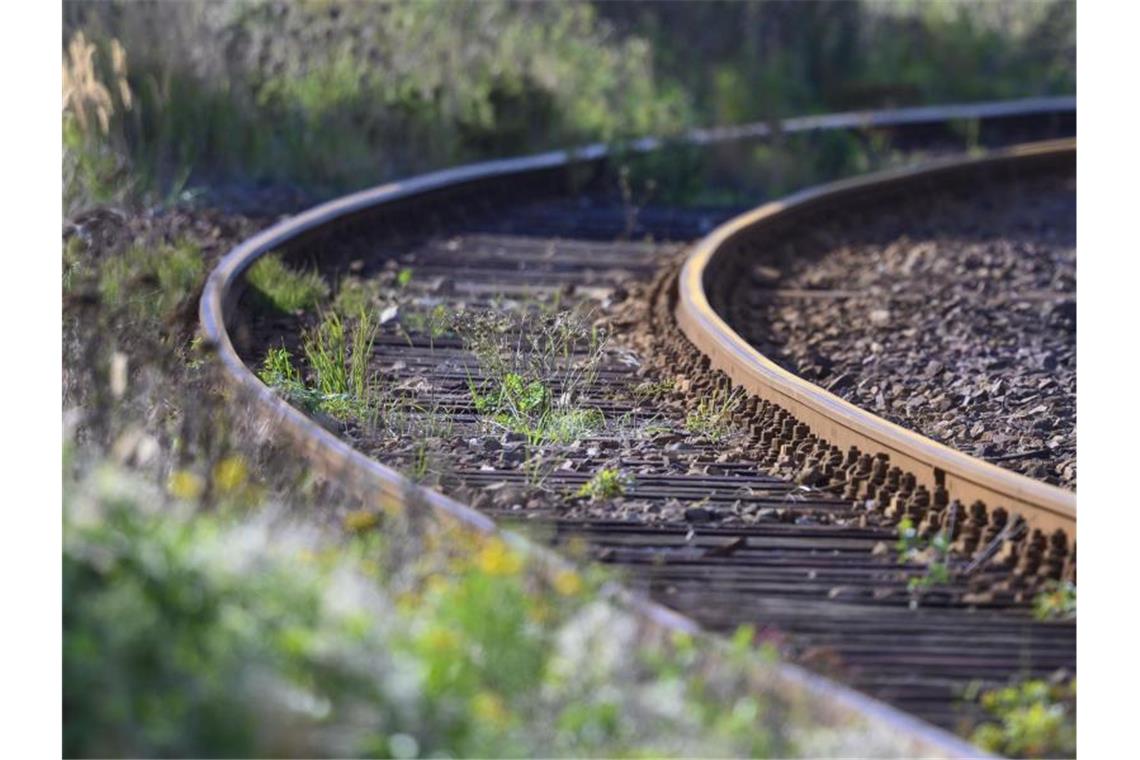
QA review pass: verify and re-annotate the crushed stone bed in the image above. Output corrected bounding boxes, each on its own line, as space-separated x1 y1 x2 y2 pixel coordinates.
725 170 1075 488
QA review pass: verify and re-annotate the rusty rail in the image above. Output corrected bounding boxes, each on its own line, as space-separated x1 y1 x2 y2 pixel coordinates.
676 139 1076 542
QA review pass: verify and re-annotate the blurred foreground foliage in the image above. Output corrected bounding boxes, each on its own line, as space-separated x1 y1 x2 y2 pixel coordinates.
63 0 1073 213
65 452 809 757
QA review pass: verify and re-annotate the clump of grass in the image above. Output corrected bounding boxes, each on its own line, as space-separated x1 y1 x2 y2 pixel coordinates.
258 346 301 389
1032 580 1076 621
684 386 746 443
63 235 88 292
544 408 606 445
577 468 634 501
62 31 135 212
246 254 329 313
256 346 323 413
271 309 378 421
970 679 1076 758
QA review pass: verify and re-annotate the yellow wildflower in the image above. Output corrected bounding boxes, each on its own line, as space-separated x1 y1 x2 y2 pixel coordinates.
564 535 590 559
476 538 523 576
343 509 380 533
552 569 583 597
425 575 451 598
167 469 204 500
212 455 248 494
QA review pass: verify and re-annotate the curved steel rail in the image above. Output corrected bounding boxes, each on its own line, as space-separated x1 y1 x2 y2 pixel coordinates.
200 99 1074 758
676 139 1076 540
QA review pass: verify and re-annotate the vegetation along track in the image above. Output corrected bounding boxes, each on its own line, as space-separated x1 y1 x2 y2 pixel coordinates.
202 100 1075 750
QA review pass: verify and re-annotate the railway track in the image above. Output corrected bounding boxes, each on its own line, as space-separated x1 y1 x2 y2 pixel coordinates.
202 99 1075 754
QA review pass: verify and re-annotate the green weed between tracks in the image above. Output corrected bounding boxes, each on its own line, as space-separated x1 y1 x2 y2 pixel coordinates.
1032 579 1077 621
577 468 635 501
256 309 379 422
457 308 608 445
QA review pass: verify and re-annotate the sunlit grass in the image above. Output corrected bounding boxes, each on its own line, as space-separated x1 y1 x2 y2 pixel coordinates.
95 238 204 326
246 254 330 313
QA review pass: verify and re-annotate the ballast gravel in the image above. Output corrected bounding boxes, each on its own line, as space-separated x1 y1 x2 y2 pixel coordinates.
730 171 1076 488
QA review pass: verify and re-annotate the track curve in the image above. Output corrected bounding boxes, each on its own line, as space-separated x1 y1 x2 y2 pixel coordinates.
200 99 1076 755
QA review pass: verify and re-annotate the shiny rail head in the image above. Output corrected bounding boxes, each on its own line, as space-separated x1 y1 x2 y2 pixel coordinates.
676 139 1076 540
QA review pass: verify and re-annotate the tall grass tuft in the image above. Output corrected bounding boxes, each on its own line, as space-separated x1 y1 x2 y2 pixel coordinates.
300 310 377 419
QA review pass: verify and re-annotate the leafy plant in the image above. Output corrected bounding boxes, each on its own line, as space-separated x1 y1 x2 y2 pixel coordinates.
63 453 816 758
1033 580 1076 621
970 679 1076 758
246 254 329 313
895 517 952 592
577 468 634 501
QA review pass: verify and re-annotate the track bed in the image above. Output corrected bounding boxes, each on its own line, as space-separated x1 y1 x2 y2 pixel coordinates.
236 186 1075 736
